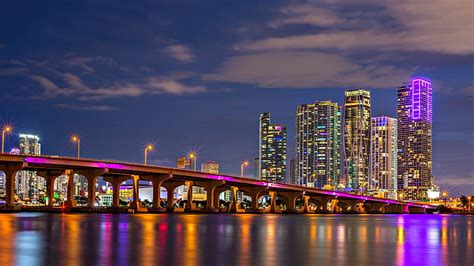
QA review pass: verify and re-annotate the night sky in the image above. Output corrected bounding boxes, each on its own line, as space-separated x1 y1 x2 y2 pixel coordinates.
0 1 472 195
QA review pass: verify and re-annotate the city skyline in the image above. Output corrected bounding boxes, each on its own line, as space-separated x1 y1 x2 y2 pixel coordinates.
0 1 472 197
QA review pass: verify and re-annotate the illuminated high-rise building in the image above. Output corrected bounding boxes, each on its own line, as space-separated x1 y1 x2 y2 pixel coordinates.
16 134 42 200
369 116 397 199
295 101 341 188
397 78 433 201
201 161 219 174
344 89 371 191
259 113 287 183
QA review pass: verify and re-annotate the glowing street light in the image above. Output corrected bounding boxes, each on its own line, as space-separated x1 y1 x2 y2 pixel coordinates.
188 152 197 171
442 191 448 206
240 161 249 177
144 144 154 165
1 124 12 153
70 135 81 159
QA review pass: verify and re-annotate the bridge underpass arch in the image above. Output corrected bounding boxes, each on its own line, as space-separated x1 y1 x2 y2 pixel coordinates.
13 170 48 206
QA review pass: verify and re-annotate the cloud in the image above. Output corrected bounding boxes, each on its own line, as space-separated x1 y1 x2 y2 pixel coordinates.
163 44 194 63
0 68 29 76
147 77 207 94
56 103 118 111
239 0 473 55
270 4 345 27
29 71 208 100
204 51 411 88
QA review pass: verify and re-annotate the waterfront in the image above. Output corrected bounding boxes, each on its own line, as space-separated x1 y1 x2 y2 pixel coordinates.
0 214 471 266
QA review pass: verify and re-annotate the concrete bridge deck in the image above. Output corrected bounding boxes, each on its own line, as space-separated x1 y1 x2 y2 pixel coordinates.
0 154 435 214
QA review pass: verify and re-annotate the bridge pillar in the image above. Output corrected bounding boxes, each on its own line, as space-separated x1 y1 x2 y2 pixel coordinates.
409 206 427 214
268 191 277 213
65 170 75 208
312 195 333 213
194 180 225 209
303 195 313 213
161 181 186 210
37 170 64 208
213 186 230 209
75 169 109 208
131 175 140 210
364 201 388 214
0 163 24 208
184 181 195 211
278 191 303 213
140 174 173 208
337 199 363 213
242 187 267 212
229 186 242 212
103 175 132 208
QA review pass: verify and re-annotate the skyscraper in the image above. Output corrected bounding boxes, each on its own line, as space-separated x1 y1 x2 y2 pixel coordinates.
259 113 287 183
201 161 219 174
344 90 371 191
16 134 42 200
369 116 397 199
295 101 341 188
397 78 433 201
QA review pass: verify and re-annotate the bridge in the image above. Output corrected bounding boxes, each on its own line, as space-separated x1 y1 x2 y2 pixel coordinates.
0 154 434 214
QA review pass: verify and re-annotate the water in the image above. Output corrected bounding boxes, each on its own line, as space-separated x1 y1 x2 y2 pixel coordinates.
0 213 471 266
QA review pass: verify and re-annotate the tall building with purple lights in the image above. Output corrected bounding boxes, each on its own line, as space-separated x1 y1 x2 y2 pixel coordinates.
397 78 433 201
259 113 287 183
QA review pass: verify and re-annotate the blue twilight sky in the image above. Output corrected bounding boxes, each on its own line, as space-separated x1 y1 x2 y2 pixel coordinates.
0 1 472 195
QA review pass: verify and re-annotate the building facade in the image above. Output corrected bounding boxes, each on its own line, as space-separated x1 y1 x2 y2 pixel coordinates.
369 116 397 199
344 90 371 191
397 78 433 201
295 101 341 188
201 161 219 174
16 134 42 200
259 113 287 183
177 157 192 170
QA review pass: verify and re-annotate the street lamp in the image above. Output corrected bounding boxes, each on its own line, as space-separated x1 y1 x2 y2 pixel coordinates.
188 152 197 171
70 135 81 159
144 144 154 165
442 191 448 206
1 124 12 153
240 161 249 177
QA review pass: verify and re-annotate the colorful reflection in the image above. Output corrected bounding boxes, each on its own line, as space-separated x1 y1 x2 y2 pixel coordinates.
0 214 470 265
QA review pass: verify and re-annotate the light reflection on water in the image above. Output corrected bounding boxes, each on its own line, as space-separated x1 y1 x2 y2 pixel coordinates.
0 213 471 266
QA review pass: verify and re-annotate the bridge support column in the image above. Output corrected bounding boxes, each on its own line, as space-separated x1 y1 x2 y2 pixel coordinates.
229 186 242 212
278 192 303 213
142 174 173 208
338 199 363 213
364 202 388 214
213 187 229 210
242 187 267 212
103 175 131 208
409 206 427 214
75 169 109 208
303 195 313 213
37 170 64 208
313 196 332 213
184 181 195 211
131 175 140 210
0 163 24 208
194 180 225 210
66 170 75 209
162 181 185 210
269 191 277 213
